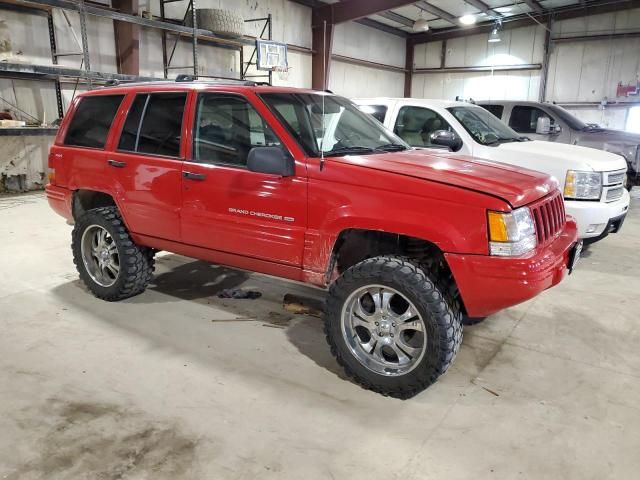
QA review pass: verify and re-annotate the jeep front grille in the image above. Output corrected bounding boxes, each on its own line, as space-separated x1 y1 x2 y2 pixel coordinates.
530 191 566 245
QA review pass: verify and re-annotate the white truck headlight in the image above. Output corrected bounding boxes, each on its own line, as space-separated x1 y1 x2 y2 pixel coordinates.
564 170 601 200
488 207 537 256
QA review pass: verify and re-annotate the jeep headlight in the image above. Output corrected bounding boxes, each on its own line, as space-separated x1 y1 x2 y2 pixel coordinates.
488 207 537 256
564 170 601 200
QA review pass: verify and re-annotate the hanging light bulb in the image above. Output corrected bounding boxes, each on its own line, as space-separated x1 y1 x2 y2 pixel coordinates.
488 20 502 43
414 9 429 32
414 18 429 31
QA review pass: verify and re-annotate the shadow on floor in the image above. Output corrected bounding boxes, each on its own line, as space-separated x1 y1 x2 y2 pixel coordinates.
54 255 352 384
146 256 250 302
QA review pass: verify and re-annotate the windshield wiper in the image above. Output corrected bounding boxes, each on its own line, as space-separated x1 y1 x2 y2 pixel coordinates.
485 137 521 145
323 146 377 157
375 143 408 152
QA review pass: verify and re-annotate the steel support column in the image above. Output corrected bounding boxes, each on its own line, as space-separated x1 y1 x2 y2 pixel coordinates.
404 39 414 97
112 0 139 75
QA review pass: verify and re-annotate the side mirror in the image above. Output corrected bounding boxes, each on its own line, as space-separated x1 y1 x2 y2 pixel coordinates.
552 123 562 134
430 130 462 151
536 116 551 134
247 147 294 177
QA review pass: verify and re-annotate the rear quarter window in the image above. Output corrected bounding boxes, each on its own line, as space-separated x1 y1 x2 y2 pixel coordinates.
64 95 125 148
358 104 388 123
117 92 187 158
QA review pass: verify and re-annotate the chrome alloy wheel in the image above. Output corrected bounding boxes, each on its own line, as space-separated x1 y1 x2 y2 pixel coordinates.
341 285 427 376
80 225 120 288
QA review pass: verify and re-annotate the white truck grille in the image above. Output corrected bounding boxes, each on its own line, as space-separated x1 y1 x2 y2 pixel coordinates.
602 169 626 203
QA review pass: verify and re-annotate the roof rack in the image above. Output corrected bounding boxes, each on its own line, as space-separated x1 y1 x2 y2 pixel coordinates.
175 74 259 86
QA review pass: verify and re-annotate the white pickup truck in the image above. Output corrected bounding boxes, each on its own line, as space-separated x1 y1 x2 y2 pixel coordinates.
355 98 630 243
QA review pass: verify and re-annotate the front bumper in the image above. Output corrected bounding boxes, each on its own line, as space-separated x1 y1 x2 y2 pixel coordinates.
446 217 578 318
45 184 73 222
565 189 630 239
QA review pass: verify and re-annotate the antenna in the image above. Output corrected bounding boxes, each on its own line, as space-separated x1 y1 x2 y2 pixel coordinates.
320 20 327 172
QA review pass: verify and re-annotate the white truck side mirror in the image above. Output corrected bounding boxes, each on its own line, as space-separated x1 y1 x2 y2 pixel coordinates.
536 116 551 134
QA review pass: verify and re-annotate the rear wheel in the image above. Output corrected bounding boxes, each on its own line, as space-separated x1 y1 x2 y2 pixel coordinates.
324 256 463 399
72 206 155 301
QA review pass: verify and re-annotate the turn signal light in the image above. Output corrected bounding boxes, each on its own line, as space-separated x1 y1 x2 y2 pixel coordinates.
488 211 508 242
47 169 55 185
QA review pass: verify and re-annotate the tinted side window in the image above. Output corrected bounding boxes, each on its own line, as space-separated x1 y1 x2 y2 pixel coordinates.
509 106 550 133
358 104 388 123
64 95 124 148
118 94 147 152
118 92 187 157
479 104 504 119
394 106 453 147
194 94 281 167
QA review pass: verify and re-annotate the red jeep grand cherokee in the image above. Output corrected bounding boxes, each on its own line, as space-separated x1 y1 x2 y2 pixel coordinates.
46 80 579 398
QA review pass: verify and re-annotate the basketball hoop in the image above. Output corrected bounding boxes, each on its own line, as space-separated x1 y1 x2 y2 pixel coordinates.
274 65 291 81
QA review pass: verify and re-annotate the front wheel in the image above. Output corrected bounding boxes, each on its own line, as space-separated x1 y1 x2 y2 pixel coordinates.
324 256 463 399
72 206 155 301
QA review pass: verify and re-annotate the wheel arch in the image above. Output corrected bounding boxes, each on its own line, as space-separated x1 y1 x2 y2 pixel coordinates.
72 189 129 226
325 228 468 316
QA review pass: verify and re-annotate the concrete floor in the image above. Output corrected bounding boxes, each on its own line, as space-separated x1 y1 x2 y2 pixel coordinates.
1 192 639 480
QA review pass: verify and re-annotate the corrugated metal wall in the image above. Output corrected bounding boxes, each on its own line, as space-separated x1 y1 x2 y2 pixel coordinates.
411 8 640 130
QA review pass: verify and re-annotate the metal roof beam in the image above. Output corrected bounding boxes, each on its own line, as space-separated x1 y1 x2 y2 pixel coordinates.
415 1 458 24
523 0 544 13
464 0 502 18
378 10 415 27
312 0 418 26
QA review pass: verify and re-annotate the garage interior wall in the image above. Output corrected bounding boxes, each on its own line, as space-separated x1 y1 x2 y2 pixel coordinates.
0 0 412 122
546 7 640 129
411 7 640 130
330 22 406 98
411 24 545 102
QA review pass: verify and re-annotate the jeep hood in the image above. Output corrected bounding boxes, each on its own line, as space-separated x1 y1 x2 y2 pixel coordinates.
332 149 557 208
491 140 627 172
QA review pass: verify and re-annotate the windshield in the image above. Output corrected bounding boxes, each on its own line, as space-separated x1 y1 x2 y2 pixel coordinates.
448 106 524 145
546 104 589 130
259 93 408 157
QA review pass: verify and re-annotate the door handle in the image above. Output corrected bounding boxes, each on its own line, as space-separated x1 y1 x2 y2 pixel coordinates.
183 171 206 181
107 159 127 168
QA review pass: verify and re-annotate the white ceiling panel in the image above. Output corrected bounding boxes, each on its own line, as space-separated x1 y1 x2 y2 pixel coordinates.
427 0 481 17
369 14 413 28
539 0 581 9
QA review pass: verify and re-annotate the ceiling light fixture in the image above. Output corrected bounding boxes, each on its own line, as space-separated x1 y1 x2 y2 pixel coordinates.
414 8 429 32
488 19 502 43
414 18 429 31
459 14 476 25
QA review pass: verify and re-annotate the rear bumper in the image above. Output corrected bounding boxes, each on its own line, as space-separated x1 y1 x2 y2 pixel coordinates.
446 217 578 318
45 184 73 222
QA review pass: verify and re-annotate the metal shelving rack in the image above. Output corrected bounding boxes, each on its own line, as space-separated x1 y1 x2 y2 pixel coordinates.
0 0 275 119
159 0 199 78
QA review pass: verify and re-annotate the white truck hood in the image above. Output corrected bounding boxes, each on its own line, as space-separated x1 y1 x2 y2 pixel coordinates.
488 140 627 172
